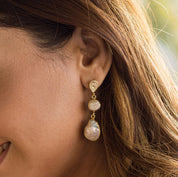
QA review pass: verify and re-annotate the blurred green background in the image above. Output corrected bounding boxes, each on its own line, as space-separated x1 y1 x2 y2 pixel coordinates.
142 0 178 84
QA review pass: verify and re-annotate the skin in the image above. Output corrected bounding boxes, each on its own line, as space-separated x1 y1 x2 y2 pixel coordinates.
0 27 112 177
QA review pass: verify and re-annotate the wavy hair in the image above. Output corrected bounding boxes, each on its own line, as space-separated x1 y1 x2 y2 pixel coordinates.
0 0 178 176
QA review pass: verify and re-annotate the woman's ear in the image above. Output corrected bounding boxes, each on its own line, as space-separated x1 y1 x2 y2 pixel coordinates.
71 27 113 89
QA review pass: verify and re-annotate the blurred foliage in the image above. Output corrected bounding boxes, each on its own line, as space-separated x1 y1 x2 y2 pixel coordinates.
143 0 178 55
141 0 178 83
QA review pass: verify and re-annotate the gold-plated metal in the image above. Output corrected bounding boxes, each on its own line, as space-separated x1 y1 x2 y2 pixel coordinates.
91 112 95 120
91 93 96 100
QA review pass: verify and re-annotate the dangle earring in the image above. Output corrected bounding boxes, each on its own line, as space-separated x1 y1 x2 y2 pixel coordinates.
84 80 101 141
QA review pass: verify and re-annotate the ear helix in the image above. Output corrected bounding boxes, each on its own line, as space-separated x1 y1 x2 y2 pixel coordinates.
84 80 101 141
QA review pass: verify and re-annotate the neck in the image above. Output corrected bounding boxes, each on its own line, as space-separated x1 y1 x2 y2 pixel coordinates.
63 138 111 177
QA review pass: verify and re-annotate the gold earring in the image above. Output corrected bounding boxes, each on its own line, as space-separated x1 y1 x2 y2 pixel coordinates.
84 80 101 141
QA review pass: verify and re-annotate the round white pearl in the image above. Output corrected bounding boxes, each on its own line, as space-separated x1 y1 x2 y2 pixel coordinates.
88 100 101 111
84 119 101 141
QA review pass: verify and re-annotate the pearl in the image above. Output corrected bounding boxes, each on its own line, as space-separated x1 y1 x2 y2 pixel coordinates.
84 119 101 141
89 80 99 92
88 100 101 111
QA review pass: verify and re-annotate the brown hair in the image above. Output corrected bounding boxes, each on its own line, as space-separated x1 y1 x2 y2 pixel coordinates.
0 0 178 176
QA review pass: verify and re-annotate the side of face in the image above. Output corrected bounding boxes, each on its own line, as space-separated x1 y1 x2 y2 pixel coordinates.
0 27 112 177
0 28 90 177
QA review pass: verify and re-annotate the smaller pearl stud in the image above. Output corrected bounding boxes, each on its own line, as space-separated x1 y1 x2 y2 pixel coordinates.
84 80 101 141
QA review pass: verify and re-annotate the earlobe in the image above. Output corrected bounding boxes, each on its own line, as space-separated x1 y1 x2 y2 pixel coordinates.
74 28 113 89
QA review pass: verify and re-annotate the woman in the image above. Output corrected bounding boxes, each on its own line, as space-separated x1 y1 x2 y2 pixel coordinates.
0 0 177 176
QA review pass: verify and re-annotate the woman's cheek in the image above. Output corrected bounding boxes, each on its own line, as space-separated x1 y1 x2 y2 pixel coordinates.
0 50 85 176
